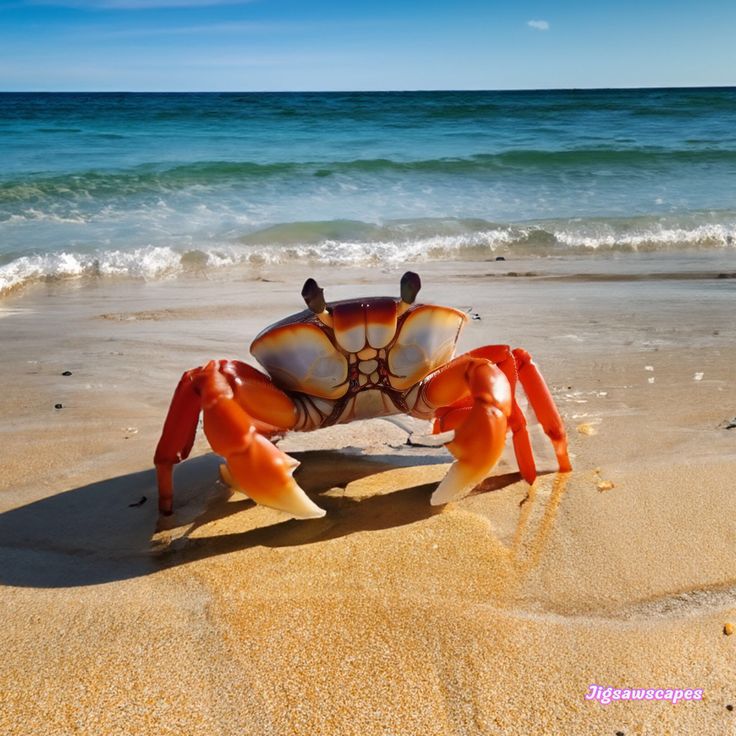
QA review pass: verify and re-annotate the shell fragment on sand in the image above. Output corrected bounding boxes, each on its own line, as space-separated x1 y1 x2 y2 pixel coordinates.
576 422 598 436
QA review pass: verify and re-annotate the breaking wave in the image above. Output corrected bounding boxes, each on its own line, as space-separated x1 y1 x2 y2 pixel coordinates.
3 215 735 297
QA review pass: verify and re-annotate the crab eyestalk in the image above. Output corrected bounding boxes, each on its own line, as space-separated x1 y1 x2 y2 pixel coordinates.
400 271 421 305
301 278 326 314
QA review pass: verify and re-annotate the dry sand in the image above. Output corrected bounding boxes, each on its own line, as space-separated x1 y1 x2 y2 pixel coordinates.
0 253 735 735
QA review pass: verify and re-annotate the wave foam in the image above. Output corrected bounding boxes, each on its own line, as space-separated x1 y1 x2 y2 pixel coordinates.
0 246 185 295
552 222 736 250
2 217 735 297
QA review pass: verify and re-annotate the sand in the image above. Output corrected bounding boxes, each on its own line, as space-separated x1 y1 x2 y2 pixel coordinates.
0 253 735 735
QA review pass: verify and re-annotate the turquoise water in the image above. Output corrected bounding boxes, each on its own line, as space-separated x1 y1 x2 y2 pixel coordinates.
2 89 736 293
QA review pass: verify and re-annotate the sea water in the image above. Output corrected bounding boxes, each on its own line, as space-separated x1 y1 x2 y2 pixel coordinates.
2 88 736 294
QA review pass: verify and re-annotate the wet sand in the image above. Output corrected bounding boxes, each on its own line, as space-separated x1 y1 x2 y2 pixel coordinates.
1 253 735 735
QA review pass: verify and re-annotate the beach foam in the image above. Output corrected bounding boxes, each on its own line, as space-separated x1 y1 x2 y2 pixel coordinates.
3 215 736 296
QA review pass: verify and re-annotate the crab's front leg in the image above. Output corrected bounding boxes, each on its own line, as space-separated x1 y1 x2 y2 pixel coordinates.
154 360 325 519
416 356 512 505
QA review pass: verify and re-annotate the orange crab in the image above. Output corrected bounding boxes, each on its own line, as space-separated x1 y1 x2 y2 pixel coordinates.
154 272 571 519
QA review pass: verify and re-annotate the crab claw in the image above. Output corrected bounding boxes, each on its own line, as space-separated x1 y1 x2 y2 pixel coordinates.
223 433 325 519
199 367 324 519
422 357 512 506
154 360 325 519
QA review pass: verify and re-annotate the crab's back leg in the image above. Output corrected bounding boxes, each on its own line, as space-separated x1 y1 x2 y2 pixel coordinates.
154 367 204 514
154 360 324 519
418 355 512 505
512 348 572 473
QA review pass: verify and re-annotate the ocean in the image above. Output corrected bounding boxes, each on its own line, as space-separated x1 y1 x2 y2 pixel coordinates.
2 88 736 295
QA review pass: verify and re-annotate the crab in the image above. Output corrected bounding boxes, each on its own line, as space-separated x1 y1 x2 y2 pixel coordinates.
154 272 571 519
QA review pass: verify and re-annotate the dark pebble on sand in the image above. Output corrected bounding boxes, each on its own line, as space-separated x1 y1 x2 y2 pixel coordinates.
495 256 506 261
61 370 72 376
727 704 734 711
616 731 625 736
54 403 63 409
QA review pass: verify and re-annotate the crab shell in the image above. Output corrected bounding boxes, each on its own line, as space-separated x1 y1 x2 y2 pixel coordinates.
250 296 468 400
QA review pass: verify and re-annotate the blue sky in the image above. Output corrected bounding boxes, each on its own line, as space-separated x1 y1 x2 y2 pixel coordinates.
1 0 735 91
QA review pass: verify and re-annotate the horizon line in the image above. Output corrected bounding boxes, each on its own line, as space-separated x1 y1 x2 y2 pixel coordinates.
1 84 735 94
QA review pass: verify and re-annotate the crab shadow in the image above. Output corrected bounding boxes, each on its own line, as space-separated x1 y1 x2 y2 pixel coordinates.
0 448 524 589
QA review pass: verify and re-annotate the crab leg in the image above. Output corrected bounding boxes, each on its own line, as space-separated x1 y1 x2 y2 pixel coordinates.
512 348 572 473
154 360 325 519
420 356 512 505
154 367 201 513
466 345 537 485
432 345 571 483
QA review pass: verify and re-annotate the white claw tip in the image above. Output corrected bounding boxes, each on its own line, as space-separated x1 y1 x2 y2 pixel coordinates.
430 485 465 506
280 483 327 520
431 463 486 506
295 506 327 519
429 493 451 507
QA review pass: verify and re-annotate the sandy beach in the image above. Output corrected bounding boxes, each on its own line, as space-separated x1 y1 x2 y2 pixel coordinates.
1 253 735 735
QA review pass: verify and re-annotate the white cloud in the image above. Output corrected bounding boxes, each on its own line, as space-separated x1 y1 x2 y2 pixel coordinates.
527 19 550 31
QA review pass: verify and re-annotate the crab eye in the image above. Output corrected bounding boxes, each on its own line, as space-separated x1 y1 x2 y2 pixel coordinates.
302 278 326 313
400 271 421 304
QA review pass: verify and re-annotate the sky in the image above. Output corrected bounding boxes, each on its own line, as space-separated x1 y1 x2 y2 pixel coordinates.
1 0 735 91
